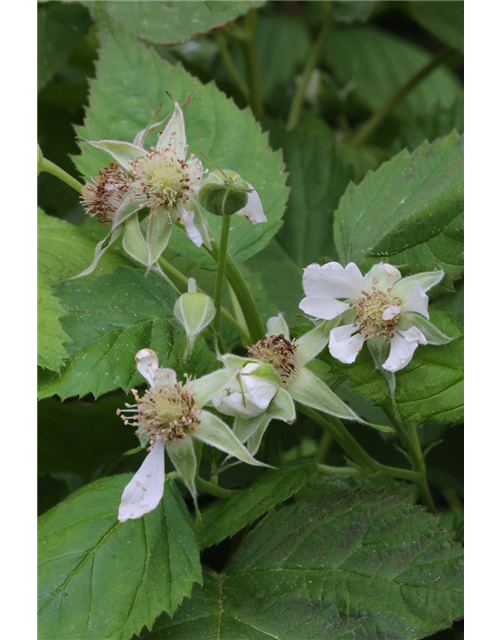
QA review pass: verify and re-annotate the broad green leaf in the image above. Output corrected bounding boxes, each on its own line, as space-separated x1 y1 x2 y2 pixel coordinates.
334 132 464 290
37 267 178 400
37 281 70 371
37 1 91 90
38 209 129 286
38 475 201 639
269 124 353 266
74 12 288 268
38 396 138 482
324 26 462 122
329 310 464 424
144 490 464 639
94 0 265 46
199 460 315 548
409 1 464 53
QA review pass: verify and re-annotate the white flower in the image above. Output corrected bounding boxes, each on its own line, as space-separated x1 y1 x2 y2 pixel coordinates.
299 261 449 373
212 362 281 419
116 348 266 522
75 101 211 278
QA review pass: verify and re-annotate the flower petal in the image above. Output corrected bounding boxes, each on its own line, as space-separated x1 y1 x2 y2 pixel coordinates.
382 305 402 321
234 183 267 224
363 263 402 291
401 281 429 319
328 323 365 364
382 328 426 373
156 102 187 158
135 349 159 387
118 441 165 522
299 295 349 321
302 261 365 299
87 140 147 172
195 411 268 466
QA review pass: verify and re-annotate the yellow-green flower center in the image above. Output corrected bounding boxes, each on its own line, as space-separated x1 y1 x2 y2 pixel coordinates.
246 334 298 387
350 285 402 339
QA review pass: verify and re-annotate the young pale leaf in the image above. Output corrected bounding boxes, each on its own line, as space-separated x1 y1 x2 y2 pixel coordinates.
199 460 315 548
334 133 463 290
74 11 288 267
38 267 178 400
144 490 464 639
38 475 201 640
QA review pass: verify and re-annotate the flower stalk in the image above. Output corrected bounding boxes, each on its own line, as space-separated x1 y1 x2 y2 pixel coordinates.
242 9 264 119
38 150 83 195
214 216 231 341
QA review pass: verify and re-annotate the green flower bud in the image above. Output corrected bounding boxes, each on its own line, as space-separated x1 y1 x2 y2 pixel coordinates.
174 279 216 358
198 170 250 217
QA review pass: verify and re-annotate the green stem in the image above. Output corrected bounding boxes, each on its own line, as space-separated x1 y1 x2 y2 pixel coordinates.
287 14 333 130
316 463 360 476
213 216 231 341
241 10 264 118
315 431 333 463
205 241 264 343
195 475 240 499
351 46 456 147
407 423 437 513
216 34 250 101
40 157 83 194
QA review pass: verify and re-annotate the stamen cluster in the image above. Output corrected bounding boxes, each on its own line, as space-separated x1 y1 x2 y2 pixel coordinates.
80 162 129 223
350 278 402 340
130 145 200 213
246 334 298 386
117 379 200 447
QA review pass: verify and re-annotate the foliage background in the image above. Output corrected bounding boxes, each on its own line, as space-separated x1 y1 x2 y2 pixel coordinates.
37 1 464 638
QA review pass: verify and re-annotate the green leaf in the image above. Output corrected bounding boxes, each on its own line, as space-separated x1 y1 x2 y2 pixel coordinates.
38 475 202 639
409 1 464 54
94 0 264 46
269 124 353 266
37 1 92 90
38 395 138 482
199 460 315 548
37 267 178 400
38 209 129 286
330 310 464 424
330 0 378 24
74 12 288 268
37 281 70 371
144 490 464 639
334 132 464 290
324 26 462 122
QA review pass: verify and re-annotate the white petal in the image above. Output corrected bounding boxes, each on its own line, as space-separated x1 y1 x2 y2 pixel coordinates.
234 183 266 224
302 261 364 300
118 441 165 522
382 328 426 373
328 323 365 364
382 305 402 321
135 349 158 386
363 263 402 291
402 282 429 319
399 326 427 345
180 208 203 247
299 295 349 320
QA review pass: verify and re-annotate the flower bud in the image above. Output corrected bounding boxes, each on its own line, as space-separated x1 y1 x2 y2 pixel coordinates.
198 170 249 217
174 279 215 357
